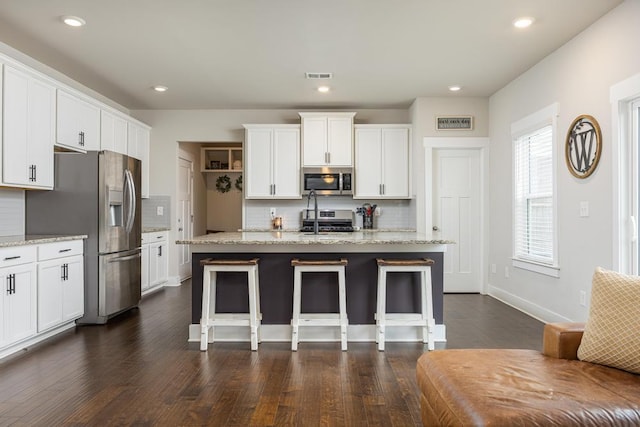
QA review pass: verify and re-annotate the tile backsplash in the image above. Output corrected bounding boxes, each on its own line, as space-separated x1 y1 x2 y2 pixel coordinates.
244 197 413 230
142 196 171 229
0 188 25 236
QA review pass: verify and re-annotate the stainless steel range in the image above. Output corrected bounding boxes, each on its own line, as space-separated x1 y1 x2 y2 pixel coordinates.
300 209 355 232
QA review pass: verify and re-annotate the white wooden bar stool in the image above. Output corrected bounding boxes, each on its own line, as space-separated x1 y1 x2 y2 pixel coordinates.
291 258 348 351
200 258 261 351
376 258 435 351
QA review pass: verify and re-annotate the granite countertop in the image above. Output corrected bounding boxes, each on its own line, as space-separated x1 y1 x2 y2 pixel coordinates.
177 230 454 245
0 234 88 248
143 227 171 233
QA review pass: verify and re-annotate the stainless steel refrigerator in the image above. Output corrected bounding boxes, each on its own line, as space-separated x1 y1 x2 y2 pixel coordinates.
26 150 142 324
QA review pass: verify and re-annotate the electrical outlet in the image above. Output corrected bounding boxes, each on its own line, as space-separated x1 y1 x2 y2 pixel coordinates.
491 264 496 274
579 290 587 306
270 207 276 218
375 207 381 216
156 206 164 216
504 266 509 278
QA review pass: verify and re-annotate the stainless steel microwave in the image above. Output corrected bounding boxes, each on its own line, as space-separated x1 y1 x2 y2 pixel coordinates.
302 168 353 196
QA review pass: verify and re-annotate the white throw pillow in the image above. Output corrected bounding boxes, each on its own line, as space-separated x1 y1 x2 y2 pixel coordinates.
577 267 640 374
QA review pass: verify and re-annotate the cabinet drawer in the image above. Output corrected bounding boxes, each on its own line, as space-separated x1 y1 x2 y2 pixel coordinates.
38 240 84 261
0 245 36 268
142 231 167 244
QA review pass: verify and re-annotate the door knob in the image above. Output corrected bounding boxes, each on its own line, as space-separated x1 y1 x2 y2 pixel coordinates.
432 226 439 231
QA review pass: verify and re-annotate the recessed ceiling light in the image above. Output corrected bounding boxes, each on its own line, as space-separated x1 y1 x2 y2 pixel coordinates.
513 17 534 29
318 86 330 93
448 85 462 92
152 85 168 92
61 15 86 27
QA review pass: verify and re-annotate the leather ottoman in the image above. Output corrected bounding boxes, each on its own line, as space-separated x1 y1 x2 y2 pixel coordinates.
416 324 640 426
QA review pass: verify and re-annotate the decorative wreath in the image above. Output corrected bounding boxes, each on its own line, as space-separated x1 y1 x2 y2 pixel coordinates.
215 175 232 193
234 175 243 191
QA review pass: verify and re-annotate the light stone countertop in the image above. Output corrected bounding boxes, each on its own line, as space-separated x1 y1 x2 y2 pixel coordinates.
0 234 88 248
177 230 453 246
143 227 171 233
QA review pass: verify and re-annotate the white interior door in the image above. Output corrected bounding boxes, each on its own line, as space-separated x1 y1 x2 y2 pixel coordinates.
433 149 481 293
177 156 193 280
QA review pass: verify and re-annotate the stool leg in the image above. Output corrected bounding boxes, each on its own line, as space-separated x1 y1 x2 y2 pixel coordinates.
338 267 348 351
375 266 381 344
248 266 259 351
200 268 213 351
378 268 386 351
254 265 262 344
291 268 302 351
424 267 435 351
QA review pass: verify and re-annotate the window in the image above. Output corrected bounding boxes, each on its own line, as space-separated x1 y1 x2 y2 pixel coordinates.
511 104 559 277
611 73 640 274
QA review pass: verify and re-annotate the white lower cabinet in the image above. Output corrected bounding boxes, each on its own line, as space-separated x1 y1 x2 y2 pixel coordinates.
142 231 168 294
0 246 37 349
37 240 84 332
0 240 85 358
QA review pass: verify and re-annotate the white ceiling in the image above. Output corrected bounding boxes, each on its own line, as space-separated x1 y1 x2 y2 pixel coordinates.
0 0 623 111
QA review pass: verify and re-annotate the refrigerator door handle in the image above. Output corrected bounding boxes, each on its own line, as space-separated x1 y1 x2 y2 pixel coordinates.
124 169 136 234
107 252 142 263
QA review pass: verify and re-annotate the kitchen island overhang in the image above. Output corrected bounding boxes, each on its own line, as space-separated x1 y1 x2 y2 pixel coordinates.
178 231 453 344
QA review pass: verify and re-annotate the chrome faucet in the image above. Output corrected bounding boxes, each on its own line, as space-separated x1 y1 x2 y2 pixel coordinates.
307 189 319 234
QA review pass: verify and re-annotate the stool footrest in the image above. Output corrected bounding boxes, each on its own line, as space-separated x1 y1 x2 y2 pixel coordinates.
296 313 347 326
204 313 254 326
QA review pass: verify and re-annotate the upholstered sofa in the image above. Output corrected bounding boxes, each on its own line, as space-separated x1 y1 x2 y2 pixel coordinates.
416 321 640 426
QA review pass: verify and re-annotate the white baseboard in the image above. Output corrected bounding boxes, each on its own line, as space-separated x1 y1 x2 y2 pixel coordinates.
0 321 76 361
488 285 573 324
163 276 182 287
188 323 446 343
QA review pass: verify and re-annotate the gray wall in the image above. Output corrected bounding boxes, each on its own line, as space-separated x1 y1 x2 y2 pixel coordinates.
487 0 640 323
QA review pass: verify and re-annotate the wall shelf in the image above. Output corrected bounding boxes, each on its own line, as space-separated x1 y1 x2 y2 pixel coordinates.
201 147 243 173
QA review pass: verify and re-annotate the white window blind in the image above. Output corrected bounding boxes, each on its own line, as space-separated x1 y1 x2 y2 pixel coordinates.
514 125 554 265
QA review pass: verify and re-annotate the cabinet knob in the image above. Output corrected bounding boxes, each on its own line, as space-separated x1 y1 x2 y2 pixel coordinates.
432 226 439 231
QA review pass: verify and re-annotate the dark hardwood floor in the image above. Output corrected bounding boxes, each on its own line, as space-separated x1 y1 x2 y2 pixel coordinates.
0 281 543 426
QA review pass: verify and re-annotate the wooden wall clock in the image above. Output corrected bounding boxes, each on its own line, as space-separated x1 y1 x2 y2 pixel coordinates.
565 115 602 179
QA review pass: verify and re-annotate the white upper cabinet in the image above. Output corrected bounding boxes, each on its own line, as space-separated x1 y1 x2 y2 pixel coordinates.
354 125 411 199
2 65 55 189
244 125 301 199
100 110 128 155
300 112 355 167
128 121 150 198
56 89 100 152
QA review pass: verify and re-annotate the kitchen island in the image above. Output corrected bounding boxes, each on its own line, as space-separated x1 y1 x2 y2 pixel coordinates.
178 231 453 343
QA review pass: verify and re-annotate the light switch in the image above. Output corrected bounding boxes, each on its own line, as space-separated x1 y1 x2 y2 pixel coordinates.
579 201 589 218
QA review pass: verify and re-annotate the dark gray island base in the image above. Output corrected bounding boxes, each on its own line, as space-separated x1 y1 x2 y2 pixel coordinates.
190 251 444 325
178 230 452 342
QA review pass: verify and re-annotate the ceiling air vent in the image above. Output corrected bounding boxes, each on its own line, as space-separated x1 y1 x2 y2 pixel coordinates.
305 72 333 79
